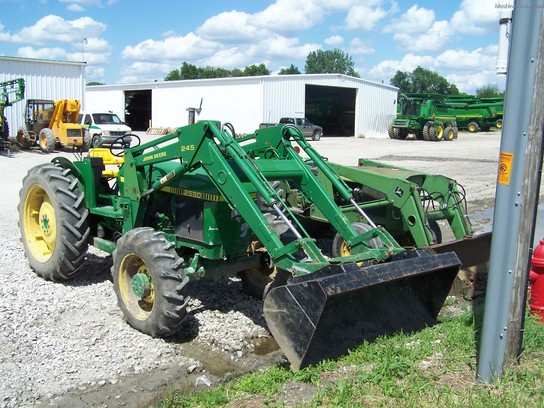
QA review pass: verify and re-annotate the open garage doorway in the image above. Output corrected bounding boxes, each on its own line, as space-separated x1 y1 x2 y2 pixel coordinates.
305 84 356 136
124 90 151 131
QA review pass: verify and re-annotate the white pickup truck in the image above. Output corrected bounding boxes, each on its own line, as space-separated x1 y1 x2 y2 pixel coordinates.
259 117 323 141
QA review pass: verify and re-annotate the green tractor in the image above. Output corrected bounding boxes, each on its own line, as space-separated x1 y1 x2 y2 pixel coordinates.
19 121 463 369
0 78 25 154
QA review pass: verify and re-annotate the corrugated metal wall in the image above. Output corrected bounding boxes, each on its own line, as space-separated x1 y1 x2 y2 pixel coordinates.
152 78 262 131
0 56 85 137
85 88 126 119
83 74 398 138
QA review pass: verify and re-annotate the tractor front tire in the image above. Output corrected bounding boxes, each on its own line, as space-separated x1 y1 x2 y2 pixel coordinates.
331 222 383 258
16 127 31 149
18 163 90 281
112 227 190 337
39 128 55 152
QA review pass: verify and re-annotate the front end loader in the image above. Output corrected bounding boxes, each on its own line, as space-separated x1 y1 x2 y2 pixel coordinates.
16 99 90 153
18 121 461 369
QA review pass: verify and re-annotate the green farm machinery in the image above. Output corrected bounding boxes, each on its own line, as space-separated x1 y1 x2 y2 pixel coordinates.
0 78 25 154
389 93 504 141
19 121 467 369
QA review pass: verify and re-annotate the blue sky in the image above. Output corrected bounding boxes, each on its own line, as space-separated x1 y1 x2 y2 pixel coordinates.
0 0 508 93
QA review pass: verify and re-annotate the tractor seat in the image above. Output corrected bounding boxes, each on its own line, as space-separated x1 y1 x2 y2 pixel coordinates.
88 148 124 177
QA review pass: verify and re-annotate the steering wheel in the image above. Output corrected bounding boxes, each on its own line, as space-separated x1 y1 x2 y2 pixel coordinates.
109 133 141 157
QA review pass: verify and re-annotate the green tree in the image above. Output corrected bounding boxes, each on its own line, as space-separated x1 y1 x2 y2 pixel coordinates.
166 62 270 80
390 66 459 95
242 63 270 76
279 64 301 75
87 81 105 86
304 49 360 77
476 84 504 98
165 68 182 81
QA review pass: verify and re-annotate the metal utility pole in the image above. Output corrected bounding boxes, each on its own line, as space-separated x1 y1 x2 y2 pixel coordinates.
477 2 544 383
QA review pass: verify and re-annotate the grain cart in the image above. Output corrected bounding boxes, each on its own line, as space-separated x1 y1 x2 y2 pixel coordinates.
16 99 90 153
18 121 461 369
0 78 25 154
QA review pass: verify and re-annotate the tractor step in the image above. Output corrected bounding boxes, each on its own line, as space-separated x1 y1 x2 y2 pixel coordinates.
263 249 460 370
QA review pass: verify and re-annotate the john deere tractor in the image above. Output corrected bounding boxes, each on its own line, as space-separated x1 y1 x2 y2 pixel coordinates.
19 120 465 369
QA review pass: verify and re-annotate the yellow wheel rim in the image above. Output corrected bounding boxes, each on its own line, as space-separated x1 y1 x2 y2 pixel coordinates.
436 126 443 140
118 254 154 320
469 124 476 132
496 120 503 129
23 185 56 262
39 134 48 150
340 241 351 257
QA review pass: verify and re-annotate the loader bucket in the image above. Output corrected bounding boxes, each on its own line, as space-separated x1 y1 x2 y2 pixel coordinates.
263 250 461 370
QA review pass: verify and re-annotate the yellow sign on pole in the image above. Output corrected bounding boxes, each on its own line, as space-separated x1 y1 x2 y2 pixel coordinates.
498 152 514 185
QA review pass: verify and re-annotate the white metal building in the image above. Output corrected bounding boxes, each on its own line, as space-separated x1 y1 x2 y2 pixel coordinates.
85 74 398 138
0 56 86 137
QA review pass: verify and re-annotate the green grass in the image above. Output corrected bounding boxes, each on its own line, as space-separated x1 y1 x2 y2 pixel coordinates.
155 302 544 408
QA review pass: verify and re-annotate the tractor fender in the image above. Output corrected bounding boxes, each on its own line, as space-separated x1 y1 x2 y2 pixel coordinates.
51 156 85 184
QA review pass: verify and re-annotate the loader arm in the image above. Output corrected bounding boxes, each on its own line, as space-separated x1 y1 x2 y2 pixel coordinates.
118 121 405 273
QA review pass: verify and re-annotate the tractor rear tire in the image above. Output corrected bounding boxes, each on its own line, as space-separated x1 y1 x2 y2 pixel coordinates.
331 222 383 258
39 128 55 153
18 163 90 281
112 227 190 337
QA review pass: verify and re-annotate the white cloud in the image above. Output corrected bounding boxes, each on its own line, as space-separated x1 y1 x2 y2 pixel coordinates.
248 35 319 59
120 62 174 83
348 37 374 55
345 5 388 30
252 0 325 33
447 71 505 94
393 20 453 52
15 46 90 63
121 33 218 62
364 45 505 94
85 66 105 82
1 15 107 44
325 35 344 46
365 53 435 83
197 11 264 42
384 5 435 33
435 46 497 71
451 0 500 35
59 0 103 11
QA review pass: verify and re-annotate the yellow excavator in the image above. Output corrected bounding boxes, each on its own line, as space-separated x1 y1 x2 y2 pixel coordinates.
16 99 90 153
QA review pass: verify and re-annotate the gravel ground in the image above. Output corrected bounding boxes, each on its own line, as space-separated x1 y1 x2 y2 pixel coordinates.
0 131 504 407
